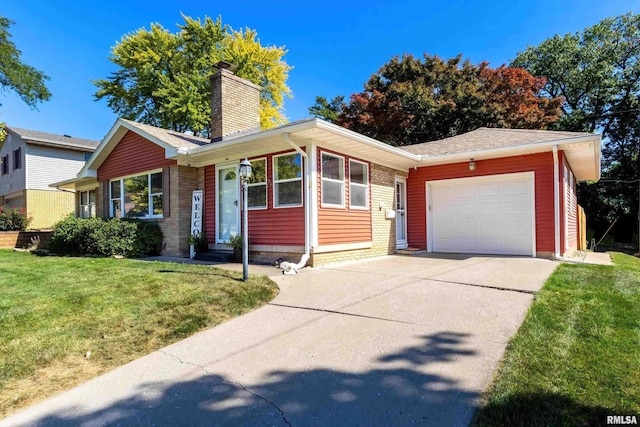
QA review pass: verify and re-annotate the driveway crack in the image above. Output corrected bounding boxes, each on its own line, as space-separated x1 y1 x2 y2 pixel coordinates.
419 278 536 294
157 350 292 427
267 302 423 325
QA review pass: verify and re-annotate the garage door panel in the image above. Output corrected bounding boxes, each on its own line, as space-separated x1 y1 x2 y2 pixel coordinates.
480 238 504 253
434 238 455 252
477 220 504 234
476 181 503 196
456 220 478 235
429 174 534 256
502 220 531 234
504 200 530 215
456 200 477 215
503 180 529 194
477 203 501 216
456 238 480 252
435 221 456 235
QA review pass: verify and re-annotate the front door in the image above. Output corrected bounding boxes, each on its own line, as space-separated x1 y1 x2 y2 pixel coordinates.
216 164 239 243
396 178 408 248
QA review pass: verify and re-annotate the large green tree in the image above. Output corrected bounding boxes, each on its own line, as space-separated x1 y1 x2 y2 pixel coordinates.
0 17 51 141
310 54 562 146
94 15 291 137
513 13 640 244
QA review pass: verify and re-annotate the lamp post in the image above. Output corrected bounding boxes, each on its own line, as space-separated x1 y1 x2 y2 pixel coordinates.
239 157 252 281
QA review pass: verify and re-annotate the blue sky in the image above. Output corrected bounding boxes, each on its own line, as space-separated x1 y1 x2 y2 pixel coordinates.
3 0 640 141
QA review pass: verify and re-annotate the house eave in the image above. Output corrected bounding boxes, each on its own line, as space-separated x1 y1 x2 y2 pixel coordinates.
417 134 601 181
174 118 421 171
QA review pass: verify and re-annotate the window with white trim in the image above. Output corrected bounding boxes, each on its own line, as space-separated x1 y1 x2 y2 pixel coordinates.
1 155 8 175
248 158 267 209
321 152 344 207
273 153 302 207
349 160 369 209
109 171 163 218
79 190 96 218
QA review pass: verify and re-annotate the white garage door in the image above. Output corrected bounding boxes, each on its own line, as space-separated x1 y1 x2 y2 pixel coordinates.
428 172 535 256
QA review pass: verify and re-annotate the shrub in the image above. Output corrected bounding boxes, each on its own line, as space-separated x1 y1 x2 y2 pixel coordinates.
49 217 163 258
0 207 32 231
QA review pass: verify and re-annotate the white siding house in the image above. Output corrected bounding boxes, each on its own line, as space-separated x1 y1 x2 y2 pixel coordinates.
0 127 99 228
26 144 89 190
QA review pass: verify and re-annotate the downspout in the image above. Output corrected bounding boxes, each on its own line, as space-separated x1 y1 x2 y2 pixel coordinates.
283 133 310 267
552 146 562 260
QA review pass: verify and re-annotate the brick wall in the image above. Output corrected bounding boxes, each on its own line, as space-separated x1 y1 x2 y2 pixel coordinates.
0 231 51 249
159 165 203 257
211 69 261 141
311 164 407 266
25 189 74 229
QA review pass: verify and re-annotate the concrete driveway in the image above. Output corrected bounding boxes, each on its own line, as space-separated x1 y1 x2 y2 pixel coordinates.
2 254 557 427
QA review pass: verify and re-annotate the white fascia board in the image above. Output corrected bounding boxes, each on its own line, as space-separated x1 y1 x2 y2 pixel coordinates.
418 134 601 166
314 120 422 162
182 118 421 163
78 118 127 177
185 119 319 156
84 118 181 175
49 176 97 190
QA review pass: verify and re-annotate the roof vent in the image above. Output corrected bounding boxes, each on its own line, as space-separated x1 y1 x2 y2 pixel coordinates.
63 134 72 138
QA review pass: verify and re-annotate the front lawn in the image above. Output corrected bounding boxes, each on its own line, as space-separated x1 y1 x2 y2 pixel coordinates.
474 252 640 426
0 250 278 417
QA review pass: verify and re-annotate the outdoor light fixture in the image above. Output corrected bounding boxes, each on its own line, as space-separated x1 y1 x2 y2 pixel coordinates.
239 157 252 281
239 157 253 180
468 159 476 171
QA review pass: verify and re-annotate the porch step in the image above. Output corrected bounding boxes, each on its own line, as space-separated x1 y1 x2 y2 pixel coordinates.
194 251 234 263
396 247 427 256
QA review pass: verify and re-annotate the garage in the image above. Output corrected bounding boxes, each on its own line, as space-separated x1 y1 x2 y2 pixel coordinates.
427 172 535 256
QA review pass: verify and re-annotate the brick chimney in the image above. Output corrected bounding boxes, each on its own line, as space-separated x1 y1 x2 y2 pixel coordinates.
210 62 261 142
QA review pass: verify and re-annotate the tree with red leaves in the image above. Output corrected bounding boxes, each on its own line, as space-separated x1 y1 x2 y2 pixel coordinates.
310 54 563 146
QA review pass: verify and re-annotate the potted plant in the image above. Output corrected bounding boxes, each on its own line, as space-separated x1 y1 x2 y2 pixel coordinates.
226 234 244 262
186 232 208 254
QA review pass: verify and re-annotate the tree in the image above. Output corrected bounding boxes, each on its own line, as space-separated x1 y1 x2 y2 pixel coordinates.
310 54 562 146
0 17 51 141
512 13 640 244
94 15 291 137
308 96 345 123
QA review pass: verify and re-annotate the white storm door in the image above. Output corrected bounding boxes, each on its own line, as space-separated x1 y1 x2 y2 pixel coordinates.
216 164 240 243
396 178 408 248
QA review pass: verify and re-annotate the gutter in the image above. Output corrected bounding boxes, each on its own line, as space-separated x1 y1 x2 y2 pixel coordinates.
553 146 561 260
417 134 599 165
283 133 311 268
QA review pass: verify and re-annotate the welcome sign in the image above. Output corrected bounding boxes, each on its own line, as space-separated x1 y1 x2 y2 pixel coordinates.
190 190 203 259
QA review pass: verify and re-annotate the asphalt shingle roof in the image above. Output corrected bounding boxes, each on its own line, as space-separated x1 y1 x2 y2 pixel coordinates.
120 119 212 149
401 127 595 156
7 126 100 151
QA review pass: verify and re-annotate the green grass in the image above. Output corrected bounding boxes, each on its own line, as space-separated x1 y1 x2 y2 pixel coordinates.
473 252 640 426
0 250 278 417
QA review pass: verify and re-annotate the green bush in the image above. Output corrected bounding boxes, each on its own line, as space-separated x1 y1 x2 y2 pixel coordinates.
0 207 32 231
49 217 163 257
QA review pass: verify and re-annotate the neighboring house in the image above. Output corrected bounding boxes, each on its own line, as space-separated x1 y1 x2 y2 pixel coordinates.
0 127 100 229
55 67 601 265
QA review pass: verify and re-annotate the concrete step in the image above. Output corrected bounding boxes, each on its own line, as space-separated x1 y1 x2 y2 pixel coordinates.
194 251 235 263
396 247 427 256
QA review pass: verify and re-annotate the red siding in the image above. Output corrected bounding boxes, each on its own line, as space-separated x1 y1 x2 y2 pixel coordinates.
317 149 372 245
406 152 555 253
204 165 216 244
560 151 578 253
248 150 304 246
202 151 305 246
97 131 176 181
